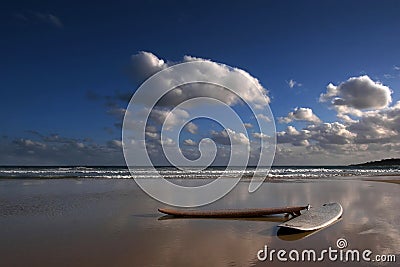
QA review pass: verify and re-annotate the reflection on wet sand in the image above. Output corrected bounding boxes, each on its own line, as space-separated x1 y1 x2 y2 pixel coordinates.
277 218 342 241
157 214 289 223
277 227 318 241
365 177 400 185
0 178 399 266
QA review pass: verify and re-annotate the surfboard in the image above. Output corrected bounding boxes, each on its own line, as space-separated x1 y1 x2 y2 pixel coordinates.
277 217 342 241
158 205 309 218
278 202 343 231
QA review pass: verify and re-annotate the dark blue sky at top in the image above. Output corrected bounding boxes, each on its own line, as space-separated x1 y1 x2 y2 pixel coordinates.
1 0 400 165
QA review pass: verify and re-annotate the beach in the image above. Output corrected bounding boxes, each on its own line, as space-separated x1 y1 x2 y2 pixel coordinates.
1 177 399 267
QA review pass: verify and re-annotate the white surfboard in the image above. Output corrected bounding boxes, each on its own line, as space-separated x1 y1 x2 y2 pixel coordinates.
278 202 343 231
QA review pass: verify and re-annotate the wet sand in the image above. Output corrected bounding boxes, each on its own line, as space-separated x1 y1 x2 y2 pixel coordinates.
0 177 399 266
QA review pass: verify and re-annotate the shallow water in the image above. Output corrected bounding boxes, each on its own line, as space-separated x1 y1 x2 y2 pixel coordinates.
0 178 399 266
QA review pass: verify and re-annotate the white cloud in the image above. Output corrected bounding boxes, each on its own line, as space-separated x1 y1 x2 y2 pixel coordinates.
307 122 356 145
278 122 357 148
145 132 159 139
123 52 272 165
211 129 249 145
349 101 400 144
244 123 253 128
277 126 311 147
150 108 189 131
275 97 400 164
287 125 300 135
130 51 167 82
185 122 198 134
252 132 270 140
160 138 175 146
319 83 338 102
394 65 400 71
287 79 302 88
274 75 399 164
319 75 392 113
129 51 270 107
184 55 270 104
279 107 321 123
256 113 271 122
16 139 47 149
183 139 197 146
336 113 357 123
107 140 122 148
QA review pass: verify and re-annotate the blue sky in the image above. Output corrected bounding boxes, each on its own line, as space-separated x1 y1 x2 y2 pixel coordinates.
1 0 400 165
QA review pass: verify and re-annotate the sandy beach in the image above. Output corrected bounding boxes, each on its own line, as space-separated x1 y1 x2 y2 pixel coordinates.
0 177 399 267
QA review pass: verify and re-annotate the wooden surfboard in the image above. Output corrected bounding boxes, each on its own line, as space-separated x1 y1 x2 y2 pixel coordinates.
158 205 309 218
278 202 343 231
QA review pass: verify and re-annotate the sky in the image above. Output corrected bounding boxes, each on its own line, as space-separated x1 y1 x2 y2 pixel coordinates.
1 0 400 166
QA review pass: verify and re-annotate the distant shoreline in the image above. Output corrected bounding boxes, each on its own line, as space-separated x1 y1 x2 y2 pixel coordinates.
350 158 400 167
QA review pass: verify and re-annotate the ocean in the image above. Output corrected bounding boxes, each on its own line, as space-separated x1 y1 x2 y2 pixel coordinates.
0 166 399 180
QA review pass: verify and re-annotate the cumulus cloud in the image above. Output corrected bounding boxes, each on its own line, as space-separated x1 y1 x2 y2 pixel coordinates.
160 137 175 147
276 96 400 164
185 122 198 134
211 129 250 146
1 132 124 165
145 131 159 139
86 52 400 165
183 139 197 146
277 126 311 146
294 76 395 159
130 51 167 83
307 122 356 145
129 51 270 107
122 52 272 165
93 51 271 145
277 122 358 148
349 101 400 144
279 107 321 123
256 113 271 122
319 75 392 113
286 125 300 135
252 132 270 140
107 140 122 149
150 107 189 131
244 123 253 128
